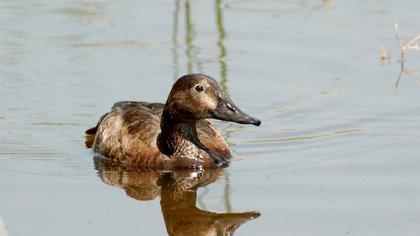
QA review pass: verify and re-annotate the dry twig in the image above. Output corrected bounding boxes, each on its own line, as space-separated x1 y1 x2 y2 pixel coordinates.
394 24 420 88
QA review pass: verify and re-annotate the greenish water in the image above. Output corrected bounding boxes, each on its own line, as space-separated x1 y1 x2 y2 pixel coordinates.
1 0 420 235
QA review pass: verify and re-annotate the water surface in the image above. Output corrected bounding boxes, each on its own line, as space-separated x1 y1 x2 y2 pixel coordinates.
1 0 420 235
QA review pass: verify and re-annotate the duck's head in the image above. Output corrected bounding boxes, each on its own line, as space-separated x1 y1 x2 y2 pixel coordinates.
164 74 261 126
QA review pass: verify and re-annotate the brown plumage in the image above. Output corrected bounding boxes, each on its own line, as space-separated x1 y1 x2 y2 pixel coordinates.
86 74 260 169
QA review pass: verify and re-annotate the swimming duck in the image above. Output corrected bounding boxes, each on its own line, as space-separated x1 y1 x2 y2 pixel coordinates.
86 74 260 169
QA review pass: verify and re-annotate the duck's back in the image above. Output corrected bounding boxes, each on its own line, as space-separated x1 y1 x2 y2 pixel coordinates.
86 101 230 166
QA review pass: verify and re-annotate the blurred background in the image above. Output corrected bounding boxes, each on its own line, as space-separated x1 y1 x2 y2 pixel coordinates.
0 0 419 235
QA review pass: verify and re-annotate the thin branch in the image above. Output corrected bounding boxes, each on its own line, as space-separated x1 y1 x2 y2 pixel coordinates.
402 35 420 51
394 23 405 62
391 24 420 89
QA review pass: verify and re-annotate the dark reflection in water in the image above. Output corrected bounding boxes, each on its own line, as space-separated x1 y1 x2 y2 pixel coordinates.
215 0 228 91
225 0 331 13
94 156 260 236
171 0 203 77
171 0 229 90
184 0 201 74
171 0 181 81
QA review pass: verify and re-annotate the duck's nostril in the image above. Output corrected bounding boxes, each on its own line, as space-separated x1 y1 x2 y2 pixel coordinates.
226 103 236 113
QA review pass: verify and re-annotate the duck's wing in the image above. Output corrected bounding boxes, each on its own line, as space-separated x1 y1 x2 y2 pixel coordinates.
88 101 164 161
86 101 163 137
112 101 164 114
112 101 163 147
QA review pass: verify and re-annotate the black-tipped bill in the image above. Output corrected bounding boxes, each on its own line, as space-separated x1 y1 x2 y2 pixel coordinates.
213 97 261 126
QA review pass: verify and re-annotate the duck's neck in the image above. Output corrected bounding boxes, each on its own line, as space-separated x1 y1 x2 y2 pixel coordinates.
158 112 205 157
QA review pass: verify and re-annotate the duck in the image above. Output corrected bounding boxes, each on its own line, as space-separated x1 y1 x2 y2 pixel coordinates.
85 74 260 169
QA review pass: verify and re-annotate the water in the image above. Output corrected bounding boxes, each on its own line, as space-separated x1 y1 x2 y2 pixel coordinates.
1 0 420 235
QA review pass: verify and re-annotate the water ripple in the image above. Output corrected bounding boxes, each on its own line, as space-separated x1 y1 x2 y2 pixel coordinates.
246 128 362 144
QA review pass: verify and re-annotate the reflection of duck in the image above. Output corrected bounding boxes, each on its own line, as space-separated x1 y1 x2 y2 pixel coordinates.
94 156 260 236
86 74 260 169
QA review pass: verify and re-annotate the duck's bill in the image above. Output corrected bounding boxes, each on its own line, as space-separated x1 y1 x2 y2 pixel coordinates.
213 97 261 126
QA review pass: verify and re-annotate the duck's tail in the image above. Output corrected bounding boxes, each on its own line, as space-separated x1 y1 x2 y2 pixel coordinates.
85 113 108 148
85 126 97 135
85 126 97 148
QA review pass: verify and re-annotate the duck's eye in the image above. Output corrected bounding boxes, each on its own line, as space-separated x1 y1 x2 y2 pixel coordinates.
195 85 204 92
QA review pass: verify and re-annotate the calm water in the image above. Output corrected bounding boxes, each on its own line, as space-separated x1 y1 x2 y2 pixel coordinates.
1 0 420 235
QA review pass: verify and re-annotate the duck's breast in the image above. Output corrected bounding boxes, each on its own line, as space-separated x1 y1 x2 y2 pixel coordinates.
196 120 231 160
